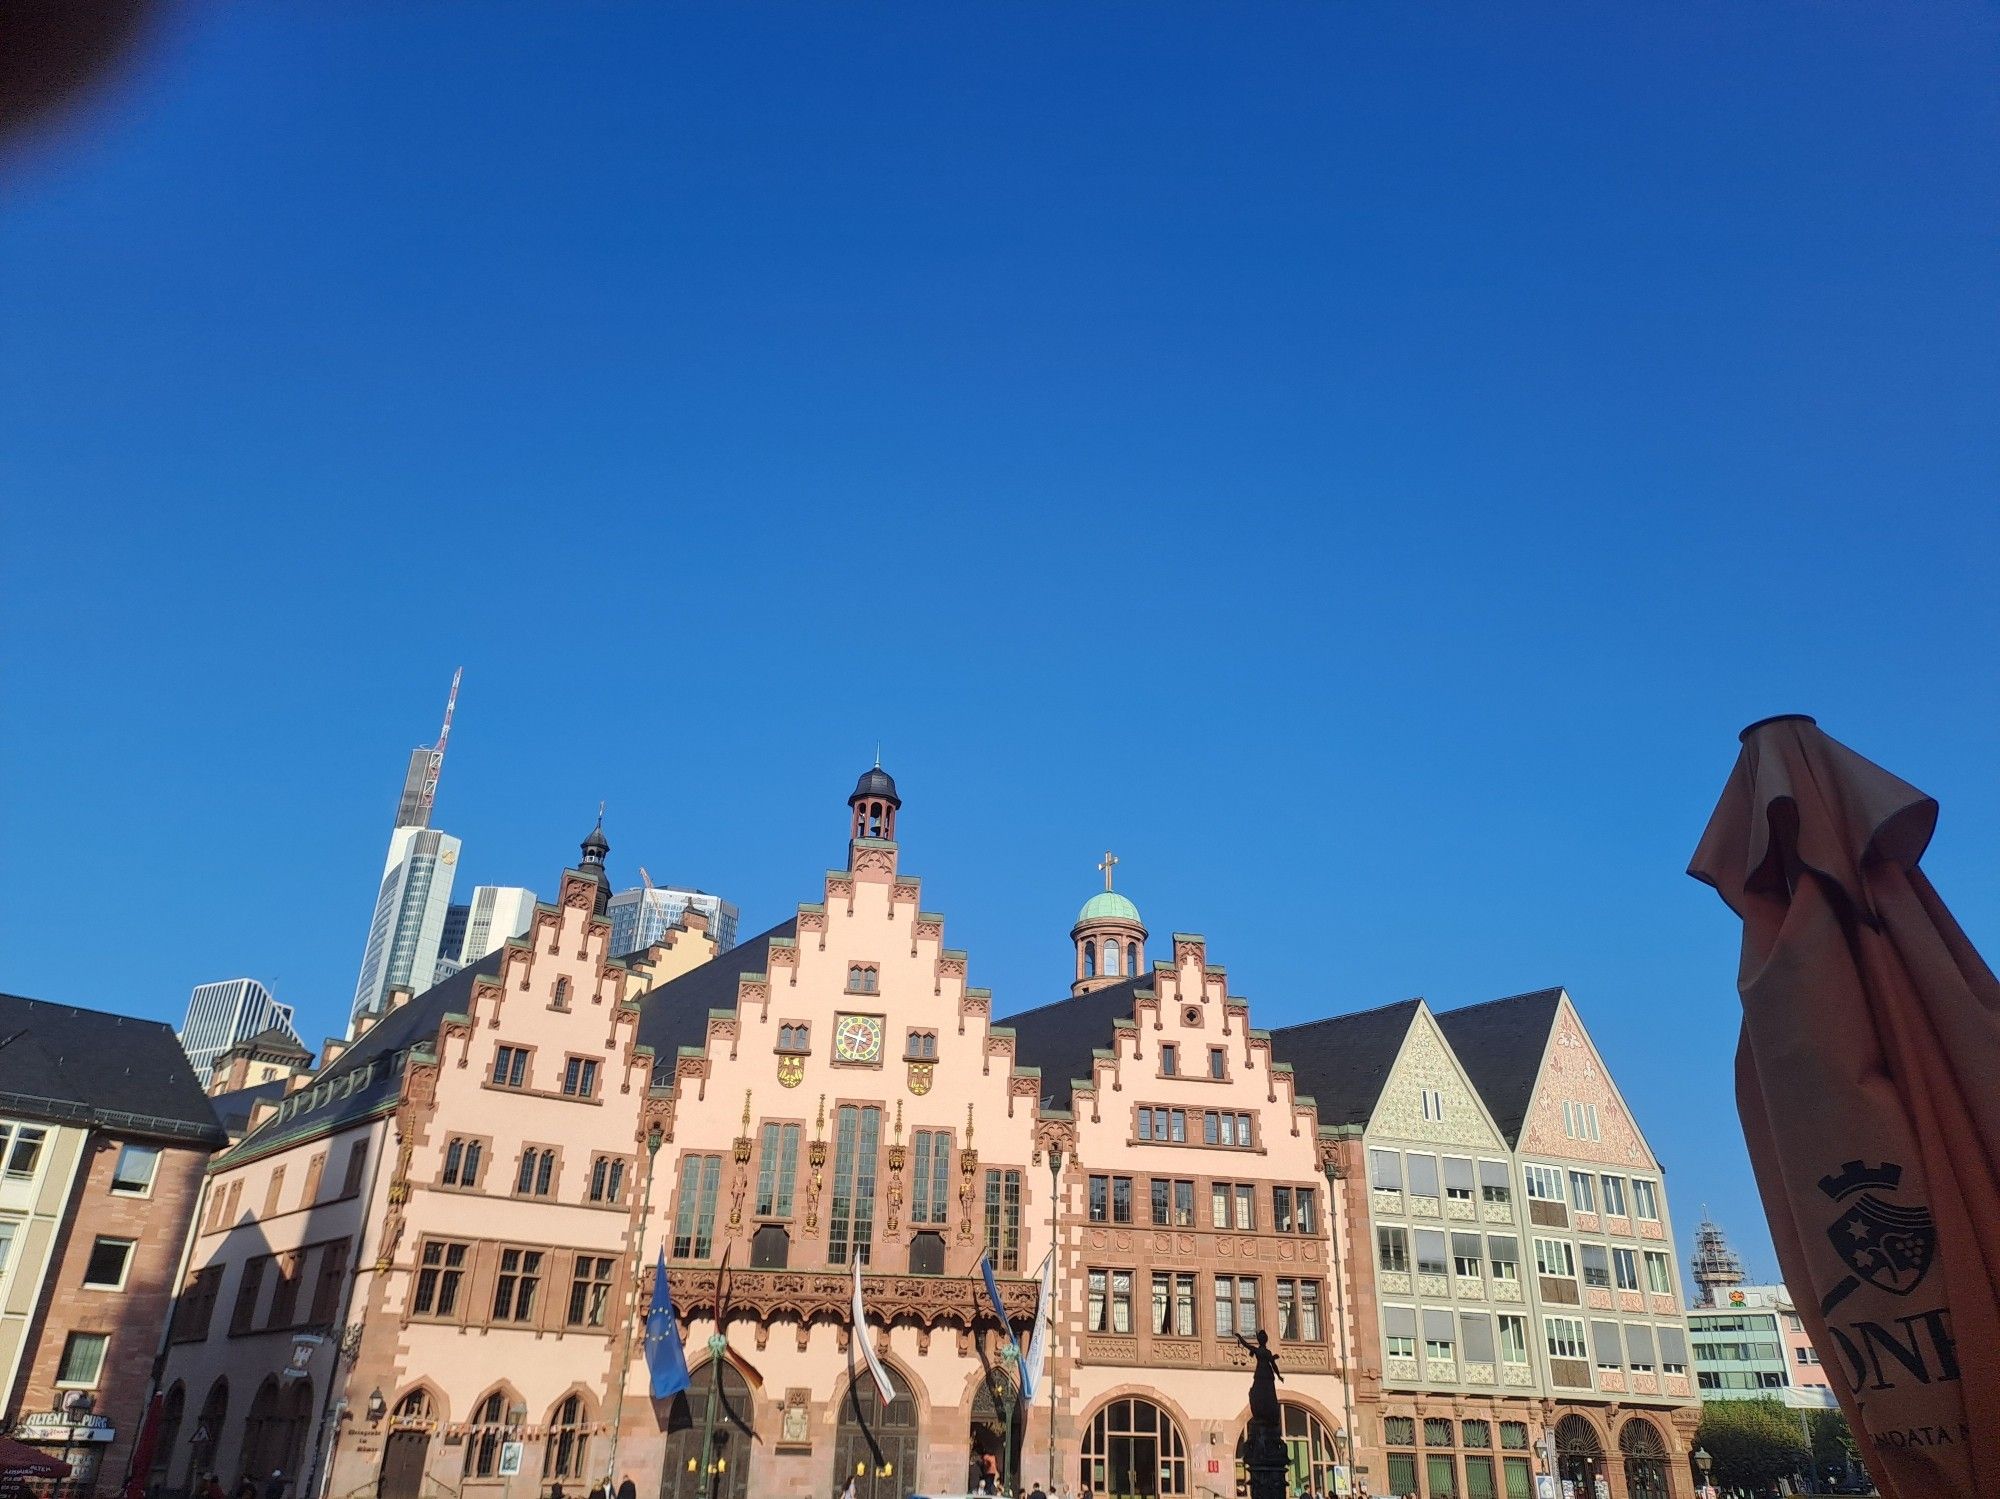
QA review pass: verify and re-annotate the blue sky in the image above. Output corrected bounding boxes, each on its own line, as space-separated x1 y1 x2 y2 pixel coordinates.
3 3 1996 1280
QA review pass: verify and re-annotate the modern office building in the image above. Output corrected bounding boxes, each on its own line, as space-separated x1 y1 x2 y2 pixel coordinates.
432 885 538 982
348 675 464 1032
1685 1223 1835 1407
607 882 738 954
178 980 305 1082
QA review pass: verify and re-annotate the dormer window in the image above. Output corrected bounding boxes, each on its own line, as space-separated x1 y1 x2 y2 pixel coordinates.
846 964 879 995
777 1023 811 1055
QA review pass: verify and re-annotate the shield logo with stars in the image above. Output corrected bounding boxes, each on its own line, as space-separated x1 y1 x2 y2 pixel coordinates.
1826 1186 1936 1295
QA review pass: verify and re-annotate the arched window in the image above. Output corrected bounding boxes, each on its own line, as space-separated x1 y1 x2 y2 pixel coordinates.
544 1393 589 1479
1083 944 1096 979
464 1391 510 1479
1102 939 1120 976
553 977 571 1009
393 1388 436 1423
1127 941 1139 975
832 1363 915 1499
1619 1418 1670 1499
190 1379 228 1483
1083 1398 1188 1496
152 1382 185 1486
1556 1414 1605 1493
1234 1406 1339 1498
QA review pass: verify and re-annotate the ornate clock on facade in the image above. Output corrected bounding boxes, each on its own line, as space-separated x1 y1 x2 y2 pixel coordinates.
832 1013 885 1065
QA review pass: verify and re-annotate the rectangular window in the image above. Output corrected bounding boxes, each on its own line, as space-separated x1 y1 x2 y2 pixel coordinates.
1095 1269 1131 1333
342 1141 368 1196
301 1152 326 1204
1626 1323 1656 1372
828 1105 881 1265
1295 1186 1318 1235
1545 1316 1587 1360
1151 1271 1172 1334
1420 1088 1446 1122
1479 1159 1512 1207
3 1125 47 1178
1464 1455 1498 1499
1234 1183 1254 1231
1210 1181 1230 1230
984 1169 1022 1272
1273 1186 1293 1233
1562 1101 1601 1142
263 1167 285 1218
1151 1179 1171 1226
1384 1304 1417 1360
1591 1320 1623 1372
1111 1176 1133 1224
82 1237 135 1289
672 1155 723 1259
1632 1178 1660 1220
1406 1153 1441 1199
588 1155 627 1204
1208 1047 1227 1079
1172 1179 1194 1227
1488 1235 1520 1283
1534 1238 1576 1279
413 1240 468 1317
1369 1149 1403 1191
1600 1175 1628 1216
56 1332 109 1387
1452 1232 1484 1280
1159 1043 1177 1075
1214 1276 1235 1338
1462 1314 1495 1367
493 1045 529 1088
567 1255 615 1328
1614 1248 1640 1292
1275 1279 1322 1340
310 1239 349 1323
516 1148 556 1197
230 1255 268 1333
1523 1165 1565 1202
492 1247 543 1322
904 1029 937 1060
909 1129 948 1224
1568 1171 1596 1213
1580 1243 1610 1289
1423 1308 1456 1363
1237 1276 1260 1334
172 1265 221 1343
1203 1111 1254 1147
1498 1315 1530 1364
267 1253 303 1328
1090 1175 1110 1223
1443 1157 1476 1202
110 1144 161 1196
755 1123 799 1220
1172 1271 1196 1335
561 1056 599 1098
1415 1230 1448 1277
1644 1251 1673 1296
1377 1225 1410 1273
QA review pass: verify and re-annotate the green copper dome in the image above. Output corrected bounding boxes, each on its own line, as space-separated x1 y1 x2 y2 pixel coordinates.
1077 890 1142 925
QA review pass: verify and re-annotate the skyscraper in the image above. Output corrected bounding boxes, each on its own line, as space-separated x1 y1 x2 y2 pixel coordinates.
349 673 465 1032
433 884 539 982
178 978 305 1080
606 883 739 954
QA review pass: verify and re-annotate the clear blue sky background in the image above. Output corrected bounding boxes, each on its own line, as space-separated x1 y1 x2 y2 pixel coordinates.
4 3 1996 1281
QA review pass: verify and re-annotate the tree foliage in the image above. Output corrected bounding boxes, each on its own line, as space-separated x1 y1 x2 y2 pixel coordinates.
1695 1400 1810 1488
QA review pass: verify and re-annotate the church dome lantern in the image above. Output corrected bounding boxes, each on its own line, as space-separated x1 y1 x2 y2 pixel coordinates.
1070 851 1147 996
849 762 901 842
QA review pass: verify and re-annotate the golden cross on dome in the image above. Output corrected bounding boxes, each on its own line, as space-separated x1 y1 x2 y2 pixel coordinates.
1099 850 1118 890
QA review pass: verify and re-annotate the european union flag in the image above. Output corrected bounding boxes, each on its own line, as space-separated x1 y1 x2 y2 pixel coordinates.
645 1247 690 1399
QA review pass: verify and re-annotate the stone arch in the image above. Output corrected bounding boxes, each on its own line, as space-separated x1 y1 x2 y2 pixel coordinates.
1618 1414 1672 1499
154 1381 186 1486
1554 1411 1608 1493
1079 1389 1194 1497
190 1377 228 1483
830 1355 920 1495
461 1381 525 1481
542 1385 598 1482
390 1382 447 1426
658 1358 754 1499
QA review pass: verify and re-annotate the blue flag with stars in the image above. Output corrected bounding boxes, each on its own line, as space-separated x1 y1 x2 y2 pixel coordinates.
645 1247 690 1399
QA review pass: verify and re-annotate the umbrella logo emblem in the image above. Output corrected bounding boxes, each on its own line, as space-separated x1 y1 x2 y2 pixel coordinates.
1820 1159 1936 1297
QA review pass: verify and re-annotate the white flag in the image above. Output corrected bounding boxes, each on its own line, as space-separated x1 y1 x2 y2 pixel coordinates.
851 1255 894 1404
1021 1250 1054 1401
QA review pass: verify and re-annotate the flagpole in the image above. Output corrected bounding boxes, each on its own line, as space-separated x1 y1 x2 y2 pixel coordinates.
1047 1144 1063 1493
696 1250 732 1496
606 1121 665 1486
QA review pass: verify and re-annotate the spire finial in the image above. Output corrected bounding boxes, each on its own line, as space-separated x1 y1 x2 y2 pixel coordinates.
1099 850 1119 891
874 743 881 770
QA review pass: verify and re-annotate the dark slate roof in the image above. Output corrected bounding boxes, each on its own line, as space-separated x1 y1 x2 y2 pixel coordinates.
1435 988 1564 1147
223 1026 313 1062
219 948 509 1165
635 919 798 1064
0 992 226 1147
996 974 1151 1094
211 1079 289 1138
1268 999 1423 1128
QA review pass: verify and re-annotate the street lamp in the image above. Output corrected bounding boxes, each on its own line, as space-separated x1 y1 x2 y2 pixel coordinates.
1694 1446 1712 1494
365 1390 385 1426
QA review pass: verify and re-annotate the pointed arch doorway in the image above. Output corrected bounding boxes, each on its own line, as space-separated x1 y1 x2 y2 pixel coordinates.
832 1363 917 1498
658 1360 753 1499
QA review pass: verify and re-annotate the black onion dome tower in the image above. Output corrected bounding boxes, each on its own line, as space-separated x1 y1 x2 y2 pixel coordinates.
849 762 900 842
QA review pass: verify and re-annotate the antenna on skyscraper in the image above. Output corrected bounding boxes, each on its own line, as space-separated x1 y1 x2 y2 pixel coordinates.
414 668 462 827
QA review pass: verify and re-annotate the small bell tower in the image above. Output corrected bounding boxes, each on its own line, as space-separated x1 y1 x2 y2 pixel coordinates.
1071 850 1147 996
847 761 901 868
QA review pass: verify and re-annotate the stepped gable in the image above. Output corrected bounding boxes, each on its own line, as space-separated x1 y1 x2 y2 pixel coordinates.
634 917 799 1065
1269 997 1423 1127
1434 986 1565 1147
0 990 224 1146
996 972 1150 1093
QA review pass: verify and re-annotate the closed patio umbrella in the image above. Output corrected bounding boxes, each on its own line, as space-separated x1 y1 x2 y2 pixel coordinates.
1690 714 2000 1499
